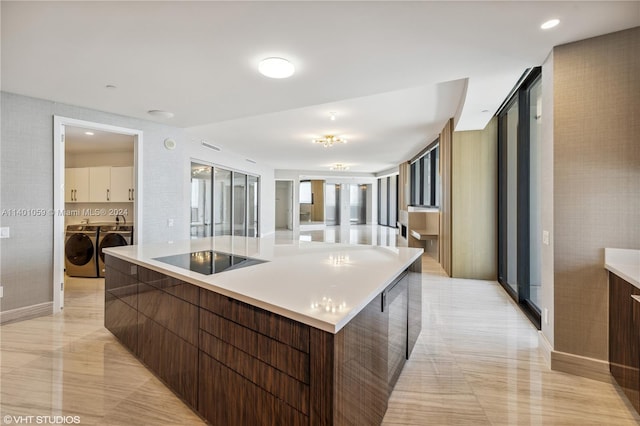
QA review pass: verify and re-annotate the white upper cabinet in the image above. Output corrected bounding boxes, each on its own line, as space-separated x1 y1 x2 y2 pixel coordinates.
110 166 134 202
65 168 90 202
89 167 111 202
65 166 134 203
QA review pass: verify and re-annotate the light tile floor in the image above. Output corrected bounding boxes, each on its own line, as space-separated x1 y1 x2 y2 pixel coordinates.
1 225 638 425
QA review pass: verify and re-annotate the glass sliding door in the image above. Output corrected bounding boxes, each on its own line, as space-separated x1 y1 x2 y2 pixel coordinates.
528 77 542 310
497 67 542 328
505 98 519 295
349 184 366 224
388 175 397 227
247 175 259 237
214 168 232 236
233 172 247 236
379 178 388 226
192 163 260 239
325 184 340 226
190 164 212 238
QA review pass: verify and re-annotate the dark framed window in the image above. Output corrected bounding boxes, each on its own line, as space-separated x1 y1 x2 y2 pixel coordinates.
377 175 398 227
410 140 439 207
497 66 542 329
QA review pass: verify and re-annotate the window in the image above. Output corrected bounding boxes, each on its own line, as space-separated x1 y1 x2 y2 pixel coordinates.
377 175 398 227
299 180 312 204
410 141 439 207
190 162 259 238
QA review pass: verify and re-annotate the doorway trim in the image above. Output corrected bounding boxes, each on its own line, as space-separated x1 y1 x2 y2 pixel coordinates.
53 116 144 313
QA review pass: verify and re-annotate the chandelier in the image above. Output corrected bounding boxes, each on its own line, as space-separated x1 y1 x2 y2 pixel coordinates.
330 163 349 171
312 135 347 148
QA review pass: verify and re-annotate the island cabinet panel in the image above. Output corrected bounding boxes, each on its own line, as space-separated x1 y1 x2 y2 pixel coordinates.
386 272 408 391
104 256 139 355
138 314 199 408
199 352 308 426
138 266 199 305
609 272 640 412
137 282 199 346
407 258 423 358
199 289 310 352
329 292 389 425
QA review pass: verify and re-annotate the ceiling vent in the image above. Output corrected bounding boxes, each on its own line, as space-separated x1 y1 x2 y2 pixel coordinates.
201 141 221 151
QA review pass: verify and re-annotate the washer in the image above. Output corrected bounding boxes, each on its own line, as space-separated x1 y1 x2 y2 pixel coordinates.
98 224 134 277
65 225 99 278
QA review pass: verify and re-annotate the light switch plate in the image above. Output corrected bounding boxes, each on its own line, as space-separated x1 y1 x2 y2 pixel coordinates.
0 227 9 238
0 286 3 298
542 230 549 245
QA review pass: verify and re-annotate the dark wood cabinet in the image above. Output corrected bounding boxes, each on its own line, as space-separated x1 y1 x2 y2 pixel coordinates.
609 272 640 413
105 255 423 425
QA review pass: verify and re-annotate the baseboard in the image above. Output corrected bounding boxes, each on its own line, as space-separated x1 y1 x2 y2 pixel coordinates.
551 349 613 384
538 331 553 368
0 302 53 325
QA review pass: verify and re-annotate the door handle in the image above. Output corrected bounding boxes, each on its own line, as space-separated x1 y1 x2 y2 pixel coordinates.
131 188 134 201
128 189 131 201
107 189 110 201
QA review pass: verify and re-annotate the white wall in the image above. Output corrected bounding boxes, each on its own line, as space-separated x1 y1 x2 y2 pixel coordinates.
0 91 276 314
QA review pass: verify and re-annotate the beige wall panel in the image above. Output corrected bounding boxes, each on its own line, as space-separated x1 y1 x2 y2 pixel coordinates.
451 118 497 280
553 27 640 361
439 118 454 276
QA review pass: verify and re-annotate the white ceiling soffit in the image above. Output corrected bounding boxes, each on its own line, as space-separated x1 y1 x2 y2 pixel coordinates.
2 1 638 171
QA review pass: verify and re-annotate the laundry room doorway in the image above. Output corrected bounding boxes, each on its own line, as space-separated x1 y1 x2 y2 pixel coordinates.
53 117 143 313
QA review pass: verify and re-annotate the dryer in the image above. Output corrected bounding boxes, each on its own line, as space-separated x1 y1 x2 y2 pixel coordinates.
65 225 99 278
98 224 133 277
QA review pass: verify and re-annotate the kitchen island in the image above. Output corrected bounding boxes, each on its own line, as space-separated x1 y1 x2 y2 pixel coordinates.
104 236 423 425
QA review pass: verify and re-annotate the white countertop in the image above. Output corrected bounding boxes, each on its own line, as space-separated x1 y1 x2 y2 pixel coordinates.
105 236 423 334
605 248 640 289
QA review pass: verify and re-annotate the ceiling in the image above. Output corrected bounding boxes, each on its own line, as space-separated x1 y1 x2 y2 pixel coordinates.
2 1 638 172
65 126 134 154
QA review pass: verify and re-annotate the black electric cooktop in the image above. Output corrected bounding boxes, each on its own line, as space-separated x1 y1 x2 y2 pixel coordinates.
154 250 266 275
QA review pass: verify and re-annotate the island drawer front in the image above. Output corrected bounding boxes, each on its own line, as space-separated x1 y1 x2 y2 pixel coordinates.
105 255 137 276
104 293 139 356
198 351 308 426
105 268 138 309
139 314 199 408
199 288 310 353
138 266 199 305
200 330 310 415
200 309 310 383
138 282 199 346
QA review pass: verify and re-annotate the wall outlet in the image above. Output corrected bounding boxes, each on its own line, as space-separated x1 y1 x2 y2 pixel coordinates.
542 230 549 245
167 218 174 227
0 227 9 238
544 308 549 324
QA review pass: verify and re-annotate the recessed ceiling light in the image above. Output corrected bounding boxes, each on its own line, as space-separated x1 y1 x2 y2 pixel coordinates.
541 19 560 30
329 112 337 121
84 131 94 136
147 110 174 119
258 57 295 79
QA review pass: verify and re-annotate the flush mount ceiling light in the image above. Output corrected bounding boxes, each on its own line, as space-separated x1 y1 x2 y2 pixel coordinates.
84 131 94 136
258 57 295 79
330 163 349 171
329 111 337 121
541 19 560 30
148 109 174 119
312 135 347 148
